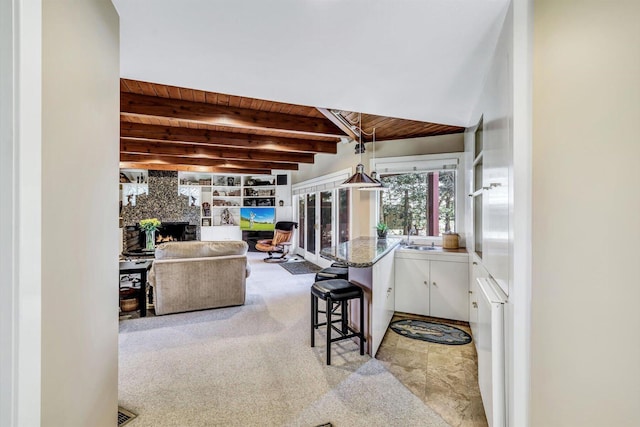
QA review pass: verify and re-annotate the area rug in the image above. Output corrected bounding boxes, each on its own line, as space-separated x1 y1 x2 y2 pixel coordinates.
279 260 323 275
390 319 472 345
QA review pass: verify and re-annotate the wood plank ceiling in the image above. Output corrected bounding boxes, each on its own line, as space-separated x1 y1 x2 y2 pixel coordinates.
120 79 465 174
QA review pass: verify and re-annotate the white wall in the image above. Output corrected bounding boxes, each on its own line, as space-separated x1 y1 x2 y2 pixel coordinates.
41 1 120 426
292 133 464 236
530 1 640 426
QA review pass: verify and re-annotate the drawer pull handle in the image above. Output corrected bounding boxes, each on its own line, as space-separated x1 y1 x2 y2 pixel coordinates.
472 302 478 308
432 282 437 286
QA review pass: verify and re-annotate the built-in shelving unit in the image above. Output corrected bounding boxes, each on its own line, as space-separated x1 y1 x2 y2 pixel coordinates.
178 172 277 229
120 169 148 207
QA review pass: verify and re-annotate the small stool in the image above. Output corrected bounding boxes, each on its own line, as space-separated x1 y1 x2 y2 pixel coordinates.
314 266 349 282
311 279 365 365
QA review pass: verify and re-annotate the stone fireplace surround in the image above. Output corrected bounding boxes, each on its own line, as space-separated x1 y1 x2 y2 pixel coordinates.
121 170 200 251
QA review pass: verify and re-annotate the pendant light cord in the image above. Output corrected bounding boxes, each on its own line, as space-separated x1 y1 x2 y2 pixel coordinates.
359 112 363 164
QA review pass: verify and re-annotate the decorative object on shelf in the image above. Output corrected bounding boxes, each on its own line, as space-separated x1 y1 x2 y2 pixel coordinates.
389 319 472 345
227 177 235 186
376 222 389 239
220 208 235 225
202 202 211 217
202 218 211 227
139 218 161 250
341 112 378 188
119 172 131 183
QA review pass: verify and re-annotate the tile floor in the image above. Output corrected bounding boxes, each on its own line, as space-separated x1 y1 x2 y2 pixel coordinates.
376 313 488 427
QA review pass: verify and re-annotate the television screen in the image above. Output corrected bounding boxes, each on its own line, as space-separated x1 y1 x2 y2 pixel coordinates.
240 207 276 231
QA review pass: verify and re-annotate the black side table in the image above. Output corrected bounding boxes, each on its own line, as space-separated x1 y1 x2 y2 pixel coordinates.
119 260 153 317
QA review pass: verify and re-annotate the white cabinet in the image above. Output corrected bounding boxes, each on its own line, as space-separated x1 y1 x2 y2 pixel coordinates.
469 256 489 339
348 248 396 357
201 225 242 241
394 250 469 322
394 257 430 316
370 251 396 356
481 54 512 297
430 259 470 321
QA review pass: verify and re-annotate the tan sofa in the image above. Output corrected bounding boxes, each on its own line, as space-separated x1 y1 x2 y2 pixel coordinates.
149 240 250 315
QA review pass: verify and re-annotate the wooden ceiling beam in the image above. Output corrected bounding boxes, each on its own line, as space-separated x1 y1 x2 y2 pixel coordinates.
120 139 315 164
121 92 348 138
120 153 298 170
316 108 359 141
119 162 273 175
120 122 337 154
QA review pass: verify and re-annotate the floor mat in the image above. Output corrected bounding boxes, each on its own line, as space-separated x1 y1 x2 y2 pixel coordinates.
279 260 323 275
389 319 472 345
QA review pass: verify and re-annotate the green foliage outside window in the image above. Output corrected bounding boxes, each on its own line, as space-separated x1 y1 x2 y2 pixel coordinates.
379 171 455 237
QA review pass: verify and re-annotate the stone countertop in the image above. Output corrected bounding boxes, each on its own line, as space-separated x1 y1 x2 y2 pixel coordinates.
320 236 403 268
395 245 468 256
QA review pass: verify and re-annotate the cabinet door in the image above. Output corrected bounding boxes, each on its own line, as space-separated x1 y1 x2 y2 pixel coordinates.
430 260 469 321
482 54 511 297
469 261 489 340
371 251 396 356
394 257 429 316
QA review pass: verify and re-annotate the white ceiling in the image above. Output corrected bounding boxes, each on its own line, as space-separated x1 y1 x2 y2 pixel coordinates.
113 0 508 127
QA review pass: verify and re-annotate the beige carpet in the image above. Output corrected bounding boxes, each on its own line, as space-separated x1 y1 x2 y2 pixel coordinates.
118 252 449 426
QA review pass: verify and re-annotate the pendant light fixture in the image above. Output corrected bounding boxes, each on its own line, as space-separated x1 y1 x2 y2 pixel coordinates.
341 113 378 188
360 127 387 192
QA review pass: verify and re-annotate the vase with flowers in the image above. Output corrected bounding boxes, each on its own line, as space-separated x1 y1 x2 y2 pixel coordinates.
139 218 161 250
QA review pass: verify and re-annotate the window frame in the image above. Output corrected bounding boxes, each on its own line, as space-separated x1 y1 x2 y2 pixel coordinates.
370 153 465 244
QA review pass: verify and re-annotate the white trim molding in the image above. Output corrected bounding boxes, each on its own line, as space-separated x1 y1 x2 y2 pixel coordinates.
292 167 352 195
0 0 42 425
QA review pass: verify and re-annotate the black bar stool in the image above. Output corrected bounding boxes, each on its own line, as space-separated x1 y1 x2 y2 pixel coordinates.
310 278 365 365
314 265 349 282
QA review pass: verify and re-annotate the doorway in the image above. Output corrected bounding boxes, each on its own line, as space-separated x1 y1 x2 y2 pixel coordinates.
294 187 350 266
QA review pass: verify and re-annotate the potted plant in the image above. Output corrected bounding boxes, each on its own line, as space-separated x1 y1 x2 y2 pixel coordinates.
376 222 389 239
139 218 161 250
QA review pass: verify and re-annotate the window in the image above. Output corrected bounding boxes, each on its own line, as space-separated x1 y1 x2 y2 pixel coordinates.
338 188 350 243
379 170 456 237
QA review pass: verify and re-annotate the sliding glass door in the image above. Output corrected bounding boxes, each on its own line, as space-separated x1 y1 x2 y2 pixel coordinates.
320 191 333 250
295 188 349 266
305 193 316 260
297 195 306 252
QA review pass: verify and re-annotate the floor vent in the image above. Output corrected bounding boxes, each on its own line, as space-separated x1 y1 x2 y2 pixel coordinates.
118 407 137 426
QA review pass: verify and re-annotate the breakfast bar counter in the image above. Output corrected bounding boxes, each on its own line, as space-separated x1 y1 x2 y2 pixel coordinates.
320 236 403 356
320 236 403 268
